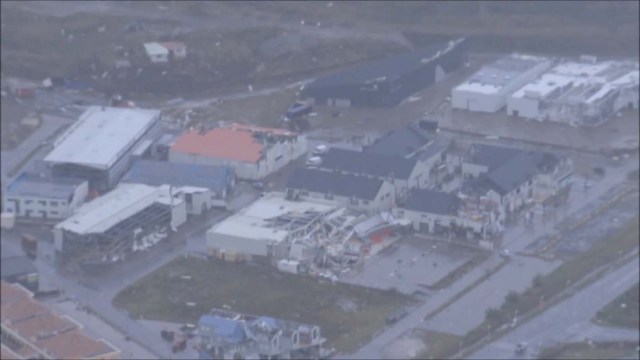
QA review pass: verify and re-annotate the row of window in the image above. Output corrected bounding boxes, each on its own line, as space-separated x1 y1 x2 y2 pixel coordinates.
21 199 66 206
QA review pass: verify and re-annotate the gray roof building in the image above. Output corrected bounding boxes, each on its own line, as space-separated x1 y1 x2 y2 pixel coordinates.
403 189 461 216
318 148 417 180
367 126 433 159
286 168 384 200
5 172 86 200
463 143 523 171
1 256 38 280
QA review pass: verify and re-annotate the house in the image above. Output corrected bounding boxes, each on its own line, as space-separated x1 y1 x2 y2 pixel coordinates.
143 42 187 63
285 167 395 214
169 123 308 180
2 172 88 221
365 125 434 159
197 308 325 360
301 38 467 108
314 148 429 200
121 159 235 210
394 189 493 242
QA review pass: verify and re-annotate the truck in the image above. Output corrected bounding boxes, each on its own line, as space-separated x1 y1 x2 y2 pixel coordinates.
1 213 16 230
21 234 37 260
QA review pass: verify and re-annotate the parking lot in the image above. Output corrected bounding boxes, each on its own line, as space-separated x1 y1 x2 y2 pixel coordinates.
340 235 480 296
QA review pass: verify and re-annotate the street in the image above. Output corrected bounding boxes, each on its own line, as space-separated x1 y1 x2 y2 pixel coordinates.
467 258 640 359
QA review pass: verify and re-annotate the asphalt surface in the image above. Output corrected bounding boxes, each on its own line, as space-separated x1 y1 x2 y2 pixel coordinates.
467 258 640 359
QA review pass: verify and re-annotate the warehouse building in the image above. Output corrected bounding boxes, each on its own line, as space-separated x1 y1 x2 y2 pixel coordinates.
206 192 340 261
285 167 395 214
452 54 552 113
507 57 639 126
300 38 467 108
121 159 235 210
53 183 187 271
43 106 163 193
1 281 121 359
2 172 88 221
170 123 308 180
314 148 430 200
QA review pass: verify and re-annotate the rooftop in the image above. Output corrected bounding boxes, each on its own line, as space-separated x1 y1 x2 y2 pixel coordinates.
286 167 384 201
55 183 181 235
463 143 524 171
43 106 160 170
6 172 86 200
366 126 433 158
304 38 465 90
1 256 38 279
207 192 339 243
455 54 550 95
403 189 460 216
122 159 232 194
318 148 417 180
171 124 297 163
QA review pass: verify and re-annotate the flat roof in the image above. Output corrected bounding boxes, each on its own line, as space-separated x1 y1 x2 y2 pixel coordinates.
455 54 549 95
6 172 86 200
44 106 161 170
208 192 339 242
55 183 179 235
511 73 580 100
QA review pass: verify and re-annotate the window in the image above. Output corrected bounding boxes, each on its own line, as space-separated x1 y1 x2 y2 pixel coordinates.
50 201 58 207
25 200 33 205
49 211 59 216
528 179 533 186
516 187 521 194
350 198 359 205
325 193 334 200
38 200 47 206
363 200 370 205
397 210 404 216
275 155 283 162
301 191 309 196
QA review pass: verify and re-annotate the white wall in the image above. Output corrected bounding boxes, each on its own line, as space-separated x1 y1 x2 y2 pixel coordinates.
3 181 88 220
507 96 540 118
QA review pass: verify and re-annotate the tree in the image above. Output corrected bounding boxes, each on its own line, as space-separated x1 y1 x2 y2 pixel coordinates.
485 307 503 324
505 291 520 305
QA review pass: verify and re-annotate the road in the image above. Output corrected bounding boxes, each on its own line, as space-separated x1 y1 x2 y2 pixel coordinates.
467 258 640 359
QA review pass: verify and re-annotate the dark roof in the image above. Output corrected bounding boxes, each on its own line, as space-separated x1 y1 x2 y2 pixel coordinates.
403 189 460 216
1 256 38 279
286 168 384 201
485 152 539 195
417 139 450 162
198 315 246 343
463 144 523 171
318 148 417 180
304 39 464 90
367 126 433 158
6 172 86 200
121 160 232 193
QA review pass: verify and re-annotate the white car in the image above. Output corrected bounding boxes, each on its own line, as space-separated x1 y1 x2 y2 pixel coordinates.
307 156 322 166
312 144 328 155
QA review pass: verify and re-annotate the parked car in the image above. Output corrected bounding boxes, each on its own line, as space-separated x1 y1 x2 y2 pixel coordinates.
515 342 528 354
285 101 313 119
386 307 408 325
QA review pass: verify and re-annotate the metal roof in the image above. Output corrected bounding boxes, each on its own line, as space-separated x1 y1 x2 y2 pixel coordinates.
6 172 86 200
318 148 417 180
43 106 161 170
121 159 232 194
403 189 460 216
286 167 384 201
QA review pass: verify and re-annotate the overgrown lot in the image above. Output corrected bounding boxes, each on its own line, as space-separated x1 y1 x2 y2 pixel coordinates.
113 256 415 352
594 282 640 330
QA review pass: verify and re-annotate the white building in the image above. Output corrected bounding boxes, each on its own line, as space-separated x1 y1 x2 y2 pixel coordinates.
452 54 552 113
285 167 396 214
43 106 162 192
53 184 187 267
206 193 341 261
2 173 88 221
169 123 308 180
143 42 187 63
507 58 639 126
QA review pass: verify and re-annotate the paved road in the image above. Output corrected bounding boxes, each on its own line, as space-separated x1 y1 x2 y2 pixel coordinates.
467 258 640 359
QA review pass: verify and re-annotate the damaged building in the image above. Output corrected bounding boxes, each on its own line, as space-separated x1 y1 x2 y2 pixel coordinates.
52 183 187 272
197 308 326 360
169 123 308 180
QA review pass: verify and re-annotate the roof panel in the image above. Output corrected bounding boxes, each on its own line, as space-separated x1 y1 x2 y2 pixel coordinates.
286 167 384 200
318 148 417 180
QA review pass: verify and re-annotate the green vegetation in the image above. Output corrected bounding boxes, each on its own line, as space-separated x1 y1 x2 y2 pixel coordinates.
537 341 639 360
414 330 463 360
628 169 640 183
113 256 415 352
594 282 639 329
431 252 490 291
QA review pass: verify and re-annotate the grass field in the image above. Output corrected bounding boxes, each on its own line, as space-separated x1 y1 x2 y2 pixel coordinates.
414 330 464 360
113 255 415 352
594 282 640 330
537 341 639 360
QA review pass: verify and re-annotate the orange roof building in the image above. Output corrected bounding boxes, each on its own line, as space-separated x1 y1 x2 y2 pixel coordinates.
169 123 307 180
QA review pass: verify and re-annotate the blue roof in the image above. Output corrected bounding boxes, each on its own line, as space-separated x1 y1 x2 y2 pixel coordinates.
6 172 85 200
121 160 233 194
198 315 246 343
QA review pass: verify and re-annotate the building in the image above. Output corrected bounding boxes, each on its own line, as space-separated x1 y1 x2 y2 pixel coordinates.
170 123 308 180
460 143 573 224
393 189 494 243
507 57 639 126
143 42 187 63
121 159 235 210
314 148 429 200
301 38 467 108
0 253 38 293
285 167 395 214
1 281 120 359
197 308 325 360
452 54 552 113
53 183 187 271
206 192 340 261
365 124 434 159
43 106 162 193
2 173 88 221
